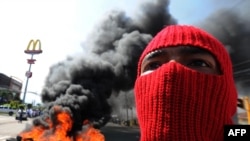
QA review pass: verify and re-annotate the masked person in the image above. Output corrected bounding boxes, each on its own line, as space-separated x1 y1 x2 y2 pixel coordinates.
134 25 237 141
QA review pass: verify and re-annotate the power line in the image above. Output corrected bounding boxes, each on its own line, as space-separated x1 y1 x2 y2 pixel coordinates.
233 60 250 68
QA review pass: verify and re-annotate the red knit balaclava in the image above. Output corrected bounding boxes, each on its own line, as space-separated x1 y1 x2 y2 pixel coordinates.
134 25 237 141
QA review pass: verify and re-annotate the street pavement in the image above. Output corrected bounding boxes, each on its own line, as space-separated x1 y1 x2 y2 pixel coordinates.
101 122 140 141
0 115 140 141
0 135 12 141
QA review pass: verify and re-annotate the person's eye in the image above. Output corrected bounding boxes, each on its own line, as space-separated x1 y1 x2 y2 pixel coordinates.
188 59 210 67
142 61 162 73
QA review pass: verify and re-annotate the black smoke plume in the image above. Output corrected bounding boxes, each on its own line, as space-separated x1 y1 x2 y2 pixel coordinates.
196 0 250 95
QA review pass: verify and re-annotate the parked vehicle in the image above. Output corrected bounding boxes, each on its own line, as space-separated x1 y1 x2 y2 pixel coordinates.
31 109 41 117
0 105 16 116
15 110 28 120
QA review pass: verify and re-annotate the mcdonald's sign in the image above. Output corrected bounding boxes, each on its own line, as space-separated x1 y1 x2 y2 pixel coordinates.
24 39 42 54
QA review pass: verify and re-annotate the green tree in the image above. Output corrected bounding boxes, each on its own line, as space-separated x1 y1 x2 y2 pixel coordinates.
9 100 21 109
0 90 13 104
19 104 25 110
0 89 21 104
27 103 32 109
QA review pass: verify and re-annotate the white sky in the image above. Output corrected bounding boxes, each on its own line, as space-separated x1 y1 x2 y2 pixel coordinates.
0 0 235 104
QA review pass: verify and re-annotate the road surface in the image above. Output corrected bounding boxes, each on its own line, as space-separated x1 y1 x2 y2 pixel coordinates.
101 122 140 141
0 115 140 141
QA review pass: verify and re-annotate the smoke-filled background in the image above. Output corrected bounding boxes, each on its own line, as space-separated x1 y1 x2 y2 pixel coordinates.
32 0 250 131
196 0 250 95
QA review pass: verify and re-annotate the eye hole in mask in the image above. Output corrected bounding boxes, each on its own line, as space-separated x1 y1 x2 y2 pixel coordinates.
140 46 221 76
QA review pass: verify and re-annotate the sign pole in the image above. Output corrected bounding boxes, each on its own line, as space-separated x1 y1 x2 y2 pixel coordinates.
22 54 33 104
23 39 42 104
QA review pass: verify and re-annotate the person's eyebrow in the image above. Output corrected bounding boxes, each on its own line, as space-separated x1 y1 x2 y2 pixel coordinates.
142 46 214 63
143 49 167 61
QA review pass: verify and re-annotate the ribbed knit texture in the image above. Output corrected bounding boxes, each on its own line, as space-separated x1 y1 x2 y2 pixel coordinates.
134 25 237 141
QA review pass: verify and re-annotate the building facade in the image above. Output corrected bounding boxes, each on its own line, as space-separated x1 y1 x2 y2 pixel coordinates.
0 73 23 103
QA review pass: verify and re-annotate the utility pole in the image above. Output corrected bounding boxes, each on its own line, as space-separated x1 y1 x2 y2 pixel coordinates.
125 93 129 126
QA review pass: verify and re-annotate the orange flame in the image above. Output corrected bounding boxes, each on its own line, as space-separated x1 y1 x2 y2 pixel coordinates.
18 106 105 141
75 125 105 141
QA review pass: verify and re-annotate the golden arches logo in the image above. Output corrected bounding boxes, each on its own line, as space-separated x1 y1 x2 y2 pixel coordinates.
24 39 42 54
